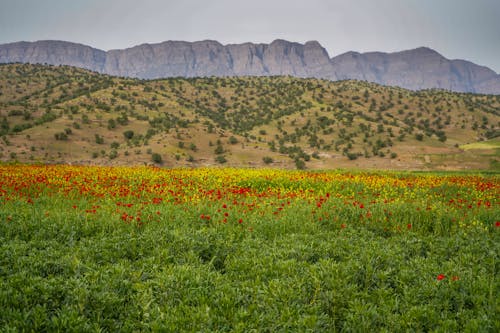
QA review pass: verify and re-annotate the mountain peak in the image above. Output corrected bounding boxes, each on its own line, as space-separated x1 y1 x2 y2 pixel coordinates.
304 40 322 47
401 46 444 58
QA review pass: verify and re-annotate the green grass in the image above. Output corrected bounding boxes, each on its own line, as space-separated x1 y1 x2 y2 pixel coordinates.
0 165 499 331
460 139 500 151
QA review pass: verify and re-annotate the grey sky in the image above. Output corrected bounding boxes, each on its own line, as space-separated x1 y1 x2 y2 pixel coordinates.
1 0 499 73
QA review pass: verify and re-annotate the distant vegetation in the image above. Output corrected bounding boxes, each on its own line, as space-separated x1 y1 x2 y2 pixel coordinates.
0 63 498 169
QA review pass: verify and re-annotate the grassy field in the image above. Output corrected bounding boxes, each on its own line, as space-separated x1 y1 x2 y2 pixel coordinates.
0 165 499 331
460 139 500 150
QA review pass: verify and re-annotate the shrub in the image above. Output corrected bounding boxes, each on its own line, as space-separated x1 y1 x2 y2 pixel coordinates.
95 134 104 144
123 130 134 140
294 158 306 170
107 119 116 130
152 153 162 164
214 144 224 155
216 155 227 164
263 156 274 164
346 152 358 160
109 150 118 159
54 132 68 141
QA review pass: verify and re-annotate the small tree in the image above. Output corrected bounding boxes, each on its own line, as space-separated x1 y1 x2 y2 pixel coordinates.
294 158 306 170
152 153 162 164
109 150 118 160
215 155 227 164
214 144 224 155
95 134 104 144
123 130 134 140
107 119 116 130
54 132 68 141
262 156 274 164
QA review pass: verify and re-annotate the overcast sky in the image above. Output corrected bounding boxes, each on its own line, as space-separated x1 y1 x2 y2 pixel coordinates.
1 0 499 72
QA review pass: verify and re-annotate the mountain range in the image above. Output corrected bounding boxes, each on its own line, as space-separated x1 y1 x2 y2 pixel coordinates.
0 39 499 94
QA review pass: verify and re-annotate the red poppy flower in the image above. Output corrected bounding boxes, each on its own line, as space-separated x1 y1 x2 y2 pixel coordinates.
495 221 500 227
437 274 445 281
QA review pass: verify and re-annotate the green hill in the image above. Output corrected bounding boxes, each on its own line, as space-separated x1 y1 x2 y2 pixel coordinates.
0 63 499 170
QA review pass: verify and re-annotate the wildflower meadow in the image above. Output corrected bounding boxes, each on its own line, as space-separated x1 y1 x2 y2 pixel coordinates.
0 165 498 331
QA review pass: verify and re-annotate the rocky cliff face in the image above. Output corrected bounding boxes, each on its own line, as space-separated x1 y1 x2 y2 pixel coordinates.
102 39 335 79
0 40 106 72
0 39 499 94
331 47 500 93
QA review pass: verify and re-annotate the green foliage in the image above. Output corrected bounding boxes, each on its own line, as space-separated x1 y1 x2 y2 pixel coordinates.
108 149 118 159
107 118 116 130
151 153 162 164
346 152 358 160
0 167 497 331
214 143 224 155
294 158 306 169
95 134 104 144
123 130 134 140
262 156 274 164
215 155 227 164
54 132 68 141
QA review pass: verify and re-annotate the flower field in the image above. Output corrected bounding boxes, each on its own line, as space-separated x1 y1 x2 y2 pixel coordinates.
0 165 499 331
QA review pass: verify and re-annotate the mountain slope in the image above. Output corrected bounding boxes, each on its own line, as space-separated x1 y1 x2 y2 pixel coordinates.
0 40 499 94
0 63 499 170
331 47 500 93
0 40 106 72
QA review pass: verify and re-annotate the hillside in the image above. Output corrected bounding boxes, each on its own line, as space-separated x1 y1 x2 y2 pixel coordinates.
1 40 500 94
0 63 499 170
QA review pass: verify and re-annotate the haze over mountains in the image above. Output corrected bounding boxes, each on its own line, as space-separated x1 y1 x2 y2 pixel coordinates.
1 39 499 94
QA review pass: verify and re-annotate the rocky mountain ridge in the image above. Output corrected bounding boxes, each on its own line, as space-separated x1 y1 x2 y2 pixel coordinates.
0 39 499 94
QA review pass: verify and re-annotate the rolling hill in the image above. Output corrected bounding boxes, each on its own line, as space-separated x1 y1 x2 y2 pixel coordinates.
0 63 499 170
